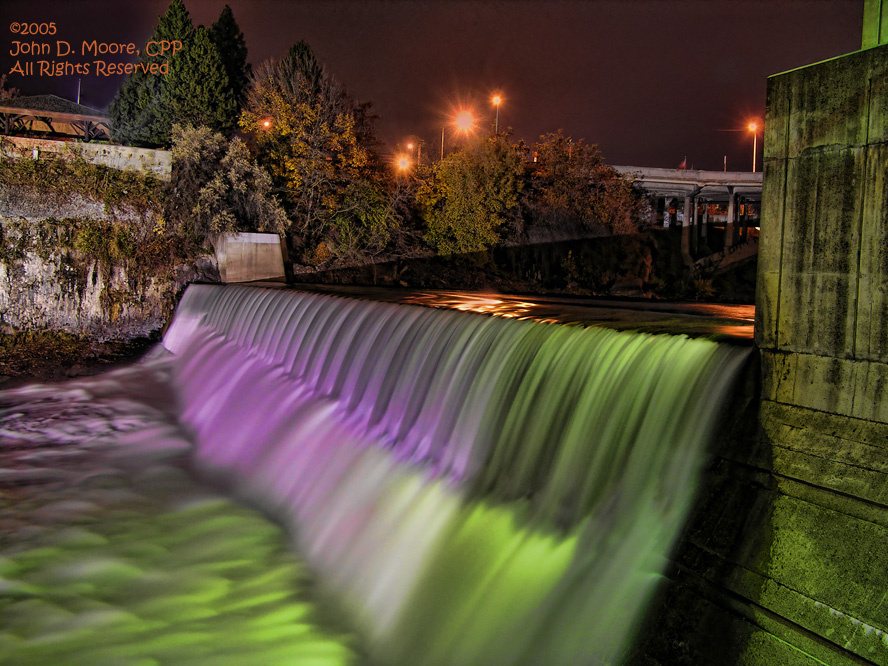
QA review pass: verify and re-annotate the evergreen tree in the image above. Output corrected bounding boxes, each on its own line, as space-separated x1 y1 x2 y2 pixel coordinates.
279 41 324 100
109 0 195 146
165 26 238 137
210 5 251 106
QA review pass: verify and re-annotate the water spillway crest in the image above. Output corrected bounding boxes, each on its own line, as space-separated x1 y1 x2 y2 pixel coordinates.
157 284 750 665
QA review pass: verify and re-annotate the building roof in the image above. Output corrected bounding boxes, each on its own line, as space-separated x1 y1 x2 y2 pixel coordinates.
0 95 105 118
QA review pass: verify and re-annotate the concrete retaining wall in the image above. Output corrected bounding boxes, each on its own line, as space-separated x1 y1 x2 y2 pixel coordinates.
212 232 286 283
1 136 171 180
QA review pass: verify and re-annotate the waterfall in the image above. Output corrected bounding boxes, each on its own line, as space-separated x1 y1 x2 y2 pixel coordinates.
161 283 749 665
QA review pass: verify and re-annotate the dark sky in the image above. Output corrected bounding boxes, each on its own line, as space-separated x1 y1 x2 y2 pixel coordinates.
0 0 862 170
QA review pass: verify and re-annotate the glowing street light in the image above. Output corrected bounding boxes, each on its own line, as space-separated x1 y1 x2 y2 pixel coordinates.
397 155 411 171
491 94 502 134
748 121 759 173
454 110 475 132
441 109 476 159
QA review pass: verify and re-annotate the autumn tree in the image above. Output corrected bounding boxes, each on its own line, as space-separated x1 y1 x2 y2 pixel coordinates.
240 41 393 262
418 135 524 255
169 124 287 239
526 131 645 235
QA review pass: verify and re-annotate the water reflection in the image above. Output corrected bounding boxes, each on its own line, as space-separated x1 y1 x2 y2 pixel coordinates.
402 292 564 325
394 290 753 340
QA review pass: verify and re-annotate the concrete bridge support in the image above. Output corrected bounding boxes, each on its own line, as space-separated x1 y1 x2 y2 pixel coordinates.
725 189 737 248
681 195 693 262
701 199 709 239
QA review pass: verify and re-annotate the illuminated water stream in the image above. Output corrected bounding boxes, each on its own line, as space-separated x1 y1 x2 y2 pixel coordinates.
1 284 750 664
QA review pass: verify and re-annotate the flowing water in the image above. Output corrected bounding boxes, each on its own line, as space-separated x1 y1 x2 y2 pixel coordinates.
1 284 750 665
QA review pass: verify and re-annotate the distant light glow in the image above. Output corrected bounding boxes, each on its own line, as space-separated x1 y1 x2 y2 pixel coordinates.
397 155 410 170
748 122 758 132
454 110 475 132
492 94 502 106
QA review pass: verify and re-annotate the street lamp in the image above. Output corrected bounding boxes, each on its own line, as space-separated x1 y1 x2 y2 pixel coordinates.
454 110 475 132
406 138 422 165
748 121 759 173
491 94 502 134
441 109 476 159
396 155 411 172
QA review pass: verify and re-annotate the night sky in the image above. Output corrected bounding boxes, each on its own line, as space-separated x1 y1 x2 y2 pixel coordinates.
0 0 862 170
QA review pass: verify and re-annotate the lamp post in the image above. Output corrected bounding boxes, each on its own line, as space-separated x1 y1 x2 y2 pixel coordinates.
491 94 502 134
441 110 476 159
748 121 758 173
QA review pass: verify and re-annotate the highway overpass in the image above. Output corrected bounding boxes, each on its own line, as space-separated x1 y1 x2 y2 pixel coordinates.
613 166 762 258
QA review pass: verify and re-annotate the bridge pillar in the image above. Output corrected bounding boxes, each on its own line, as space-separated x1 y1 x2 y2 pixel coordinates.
725 189 736 249
681 195 692 262
701 199 709 239
691 195 700 254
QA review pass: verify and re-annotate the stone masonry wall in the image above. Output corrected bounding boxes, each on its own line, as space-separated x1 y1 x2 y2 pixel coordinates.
2 136 171 180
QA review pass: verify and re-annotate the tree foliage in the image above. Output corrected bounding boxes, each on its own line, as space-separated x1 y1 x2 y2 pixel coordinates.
240 41 394 261
0 74 19 100
418 136 524 255
109 0 194 146
166 26 238 136
109 0 247 147
526 131 644 235
210 5 252 105
169 124 287 239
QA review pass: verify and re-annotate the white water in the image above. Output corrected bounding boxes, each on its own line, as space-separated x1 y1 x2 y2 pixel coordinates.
158 284 749 665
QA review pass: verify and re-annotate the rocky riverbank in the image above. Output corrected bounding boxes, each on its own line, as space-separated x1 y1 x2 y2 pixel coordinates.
0 332 158 389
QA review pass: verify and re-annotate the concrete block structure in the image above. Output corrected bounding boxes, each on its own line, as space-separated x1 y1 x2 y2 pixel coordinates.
212 232 286 283
748 5 888 663
636 4 888 664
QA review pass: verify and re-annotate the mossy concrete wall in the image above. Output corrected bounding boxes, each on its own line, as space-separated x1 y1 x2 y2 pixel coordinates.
635 38 888 666
750 41 888 664
2 136 172 180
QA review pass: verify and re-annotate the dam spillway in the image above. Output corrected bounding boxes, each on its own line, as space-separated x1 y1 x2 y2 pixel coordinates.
0 283 750 664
